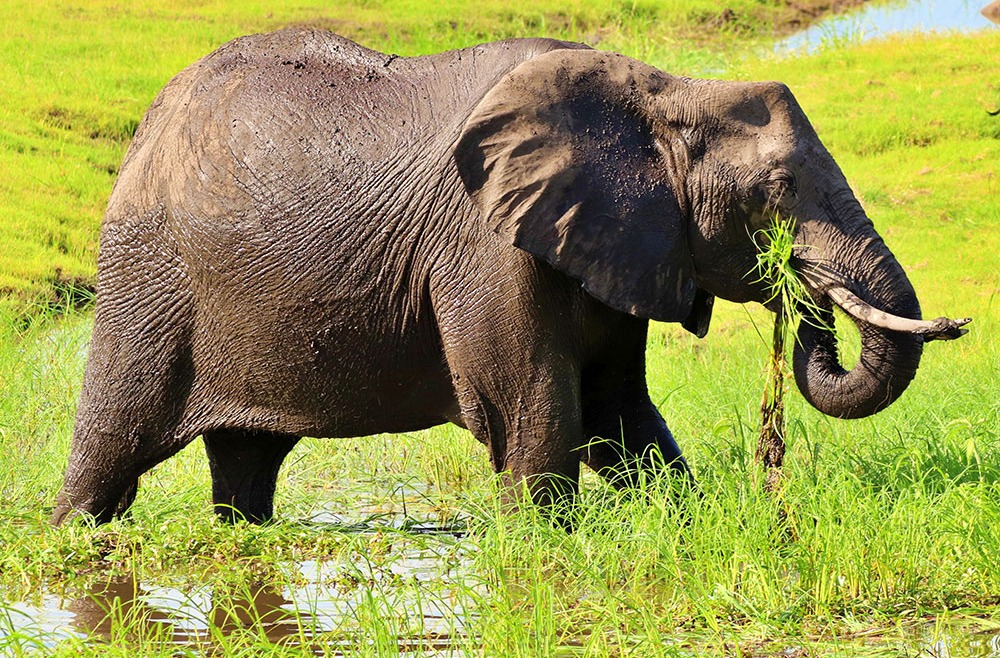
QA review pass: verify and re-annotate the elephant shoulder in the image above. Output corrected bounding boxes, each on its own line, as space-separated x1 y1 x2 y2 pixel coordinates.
446 37 592 78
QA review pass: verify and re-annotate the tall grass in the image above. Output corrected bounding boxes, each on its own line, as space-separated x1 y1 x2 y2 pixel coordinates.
2 302 998 654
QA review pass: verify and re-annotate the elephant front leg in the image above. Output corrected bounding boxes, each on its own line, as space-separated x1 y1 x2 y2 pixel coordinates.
203 429 300 523
461 382 583 522
581 400 692 489
580 362 694 490
442 333 584 520
435 254 588 523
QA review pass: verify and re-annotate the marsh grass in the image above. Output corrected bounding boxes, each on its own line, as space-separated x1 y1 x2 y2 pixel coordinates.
2 306 998 655
754 216 809 320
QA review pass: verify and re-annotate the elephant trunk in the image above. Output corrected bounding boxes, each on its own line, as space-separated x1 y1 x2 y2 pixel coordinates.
791 232 925 419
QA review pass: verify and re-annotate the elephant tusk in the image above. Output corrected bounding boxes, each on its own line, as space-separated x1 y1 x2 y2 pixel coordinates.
827 286 971 341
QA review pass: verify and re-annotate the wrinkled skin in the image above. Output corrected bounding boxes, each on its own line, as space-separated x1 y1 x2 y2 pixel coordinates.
53 30 931 525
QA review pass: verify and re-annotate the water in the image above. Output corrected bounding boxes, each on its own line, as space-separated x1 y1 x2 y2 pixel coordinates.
6 574 1000 656
776 0 999 54
0 466 474 654
1 533 477 655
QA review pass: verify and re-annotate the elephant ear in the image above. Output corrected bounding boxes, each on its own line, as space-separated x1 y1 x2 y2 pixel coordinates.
454 49 702 324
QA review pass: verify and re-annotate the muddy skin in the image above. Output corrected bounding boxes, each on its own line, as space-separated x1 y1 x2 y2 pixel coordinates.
53 29 940 526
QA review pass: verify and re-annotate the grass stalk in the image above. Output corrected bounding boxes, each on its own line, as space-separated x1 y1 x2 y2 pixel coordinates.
756 300 787 492
752 215 802 491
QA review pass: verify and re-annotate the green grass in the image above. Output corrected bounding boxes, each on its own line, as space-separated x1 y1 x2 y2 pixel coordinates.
2 2 999 656
2 309 998 655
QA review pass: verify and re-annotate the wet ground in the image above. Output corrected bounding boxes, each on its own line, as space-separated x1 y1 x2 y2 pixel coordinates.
2 488 477 655
4 509 1000 656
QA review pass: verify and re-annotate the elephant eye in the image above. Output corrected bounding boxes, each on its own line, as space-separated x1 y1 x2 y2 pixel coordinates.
763 168 797 207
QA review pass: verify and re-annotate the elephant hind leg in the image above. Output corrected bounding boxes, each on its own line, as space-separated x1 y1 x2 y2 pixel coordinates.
52 228 197 527
52 431 187 526
53 472 139 526
52 359 195 526
581 401 692 490
203 429 300 524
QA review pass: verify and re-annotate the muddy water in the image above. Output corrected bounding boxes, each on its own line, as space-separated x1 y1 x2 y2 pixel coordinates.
7 568 1000 656
776 0 998 53
2 470 474 654
2 529 475 655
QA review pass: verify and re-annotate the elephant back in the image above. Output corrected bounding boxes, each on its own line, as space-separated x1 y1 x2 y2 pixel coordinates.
108 29 586 228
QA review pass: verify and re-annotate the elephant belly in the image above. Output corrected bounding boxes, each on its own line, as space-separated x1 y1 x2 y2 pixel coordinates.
181 306 461 439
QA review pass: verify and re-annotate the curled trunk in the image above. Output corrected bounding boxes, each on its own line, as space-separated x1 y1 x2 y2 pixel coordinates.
791 237 924 419
793 304 923 418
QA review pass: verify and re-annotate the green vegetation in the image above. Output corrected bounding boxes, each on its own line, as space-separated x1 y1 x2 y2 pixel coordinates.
2 1 998 656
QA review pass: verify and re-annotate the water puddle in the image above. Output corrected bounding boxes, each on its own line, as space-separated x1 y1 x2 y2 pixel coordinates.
1 532 477 655
868 619 1000 657
776 0 999 54
1 467 475 654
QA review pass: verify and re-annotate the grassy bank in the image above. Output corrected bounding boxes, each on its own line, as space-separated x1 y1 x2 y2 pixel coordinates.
2 2 999 656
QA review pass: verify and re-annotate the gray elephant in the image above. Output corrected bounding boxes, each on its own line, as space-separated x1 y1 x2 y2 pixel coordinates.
52 30 967 525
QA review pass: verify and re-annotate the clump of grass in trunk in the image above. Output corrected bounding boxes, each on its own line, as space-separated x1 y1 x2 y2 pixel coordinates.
757 303 787 492
752 215 815 492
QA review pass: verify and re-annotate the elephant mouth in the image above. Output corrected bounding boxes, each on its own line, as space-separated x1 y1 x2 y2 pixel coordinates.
819 285 970 342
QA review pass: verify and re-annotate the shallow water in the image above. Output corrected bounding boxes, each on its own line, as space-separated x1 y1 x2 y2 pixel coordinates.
889 621 1000 657
1 528 476 655
6 571 1000 657
776 0 998 54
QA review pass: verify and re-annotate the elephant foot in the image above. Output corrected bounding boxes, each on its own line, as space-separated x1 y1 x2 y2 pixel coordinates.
204 429 300 523
51 477 138 527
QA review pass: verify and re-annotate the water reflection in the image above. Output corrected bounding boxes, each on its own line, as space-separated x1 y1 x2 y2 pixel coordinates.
903 622 1000 658
5 569 1000 655
776 0 999 54
39 575 304 647
2 595 84 649
1 536 474 655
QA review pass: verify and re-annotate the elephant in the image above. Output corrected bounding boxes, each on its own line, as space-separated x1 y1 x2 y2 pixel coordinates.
52 29 968 526
983 1 1000 25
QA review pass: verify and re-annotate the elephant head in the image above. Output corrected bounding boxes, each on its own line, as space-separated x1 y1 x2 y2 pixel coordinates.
456 49 968 420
